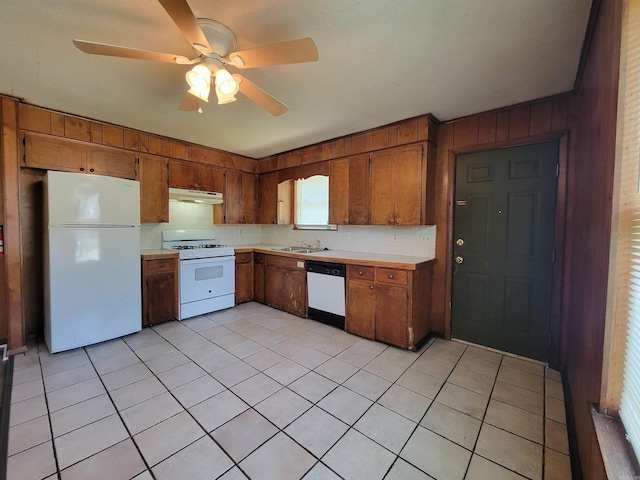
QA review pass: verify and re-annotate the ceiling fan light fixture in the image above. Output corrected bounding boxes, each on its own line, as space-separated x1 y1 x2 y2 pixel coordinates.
214 68 239 96
216 91 237 105
188 84 210 102
186 64 211 91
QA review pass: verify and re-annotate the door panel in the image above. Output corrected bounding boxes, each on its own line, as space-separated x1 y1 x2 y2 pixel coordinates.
452 142 558 362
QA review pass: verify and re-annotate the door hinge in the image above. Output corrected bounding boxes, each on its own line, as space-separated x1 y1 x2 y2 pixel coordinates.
552 250 556 263
549 333 552 347
556 164 559 177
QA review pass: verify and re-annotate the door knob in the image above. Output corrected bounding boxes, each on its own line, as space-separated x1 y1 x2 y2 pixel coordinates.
456 238 464 246
455 256 464 264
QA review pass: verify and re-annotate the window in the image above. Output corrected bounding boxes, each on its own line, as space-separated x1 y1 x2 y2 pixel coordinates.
295 175 330 228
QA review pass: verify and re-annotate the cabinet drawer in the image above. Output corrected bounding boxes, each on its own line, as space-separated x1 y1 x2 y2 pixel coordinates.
266 255 305 270
348 265 375 281
235 253 252 264
376 267 408 285
145 258 177 274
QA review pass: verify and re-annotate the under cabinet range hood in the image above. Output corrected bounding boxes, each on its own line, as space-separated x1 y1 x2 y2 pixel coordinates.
169 188 223 205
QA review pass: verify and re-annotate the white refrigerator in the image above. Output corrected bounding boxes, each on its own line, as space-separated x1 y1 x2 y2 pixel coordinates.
43 171 142 353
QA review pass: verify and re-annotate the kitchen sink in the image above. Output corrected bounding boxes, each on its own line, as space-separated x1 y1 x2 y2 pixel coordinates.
272 246 326 253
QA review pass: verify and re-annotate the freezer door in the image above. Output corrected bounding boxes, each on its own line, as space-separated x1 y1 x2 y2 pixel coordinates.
45 171 140 226
44 226 141 352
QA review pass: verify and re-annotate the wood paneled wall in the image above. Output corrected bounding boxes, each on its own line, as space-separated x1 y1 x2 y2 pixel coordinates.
1 96 26 353
259 115 438 170
18 104 258 173
563 0 623 476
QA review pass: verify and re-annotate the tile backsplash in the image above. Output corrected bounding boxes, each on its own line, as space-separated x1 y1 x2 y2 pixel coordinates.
141 202 435 258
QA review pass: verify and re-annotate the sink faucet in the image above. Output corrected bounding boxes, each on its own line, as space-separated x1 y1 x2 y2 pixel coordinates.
298 240 312 248
315 240 321 249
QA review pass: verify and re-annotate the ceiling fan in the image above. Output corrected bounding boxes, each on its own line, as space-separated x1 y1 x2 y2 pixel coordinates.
72 0 319 116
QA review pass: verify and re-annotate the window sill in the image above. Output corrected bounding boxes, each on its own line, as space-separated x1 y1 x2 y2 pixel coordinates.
591 405 638 479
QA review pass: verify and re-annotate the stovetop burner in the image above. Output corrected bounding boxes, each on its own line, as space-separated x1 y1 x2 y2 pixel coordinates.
162 229 235 259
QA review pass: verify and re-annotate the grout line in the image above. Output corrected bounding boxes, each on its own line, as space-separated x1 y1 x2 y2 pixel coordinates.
14 304 568 479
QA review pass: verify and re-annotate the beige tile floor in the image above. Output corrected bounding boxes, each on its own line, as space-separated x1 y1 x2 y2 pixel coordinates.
7 302 572 480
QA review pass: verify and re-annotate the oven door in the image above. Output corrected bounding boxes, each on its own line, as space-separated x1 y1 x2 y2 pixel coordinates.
179 256 235 304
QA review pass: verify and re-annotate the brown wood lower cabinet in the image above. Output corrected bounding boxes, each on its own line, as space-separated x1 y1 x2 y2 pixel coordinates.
235 252 253 304
346 263 432 350
264 255 307 317
142 255 178 327
254 253 265 304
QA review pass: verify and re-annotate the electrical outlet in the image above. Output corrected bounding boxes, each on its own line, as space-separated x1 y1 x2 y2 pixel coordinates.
422 235 429 242
346 233 351 240
393 233 398 241
238 228 244 235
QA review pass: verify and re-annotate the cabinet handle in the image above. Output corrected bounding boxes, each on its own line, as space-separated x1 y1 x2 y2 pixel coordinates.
388 219 393 224
90 168 95 173
388 274 394 279
160 263 164 268
80 167 85 171
369 285 374 290
358 271 363 276
395 219 399 225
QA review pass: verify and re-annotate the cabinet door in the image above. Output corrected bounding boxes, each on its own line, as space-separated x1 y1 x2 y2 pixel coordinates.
346 279 375 339
198 165 225 193
145 272 177 326
224 170 243 224
139 153 169 223
254 253 265 304
258 172 278 224
87 145 137 180
348 154 370 224
329 158 349 225
394 144 423 225
370 150 396 225
23 132 86 172
375 285 408 348
283 268 307 317
265 265 283 310
241 172 257 224
169 160 199 189
235 261 254 304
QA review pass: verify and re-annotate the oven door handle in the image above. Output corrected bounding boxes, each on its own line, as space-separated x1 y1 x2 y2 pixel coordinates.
180 256 235 265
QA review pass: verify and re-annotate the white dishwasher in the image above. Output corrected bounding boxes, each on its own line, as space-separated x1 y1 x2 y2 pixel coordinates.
306 260 346 329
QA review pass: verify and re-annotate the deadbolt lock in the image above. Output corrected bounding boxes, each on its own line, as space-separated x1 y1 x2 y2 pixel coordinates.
456 238 464 246
455 256 464 264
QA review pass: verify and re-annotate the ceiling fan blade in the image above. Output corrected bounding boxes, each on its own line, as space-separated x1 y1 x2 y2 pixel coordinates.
73 39 190 64
178 92 201 111
236 75 288 116
228 37 318 69
157 0 212 54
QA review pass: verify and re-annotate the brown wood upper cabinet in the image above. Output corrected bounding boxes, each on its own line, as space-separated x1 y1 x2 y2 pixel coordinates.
257 172 278 224
139 153 169 223
370 144 426 226
329 154 370 225
23 131 137 180
225 170 256 224
169 159 224 192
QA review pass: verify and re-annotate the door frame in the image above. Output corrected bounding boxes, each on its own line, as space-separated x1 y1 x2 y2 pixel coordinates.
443 133 568 367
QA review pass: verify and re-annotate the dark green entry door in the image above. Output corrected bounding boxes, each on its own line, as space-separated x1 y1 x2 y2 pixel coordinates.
452 142 558 362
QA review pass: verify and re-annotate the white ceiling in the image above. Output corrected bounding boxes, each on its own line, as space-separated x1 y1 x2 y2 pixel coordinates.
0 0 592 158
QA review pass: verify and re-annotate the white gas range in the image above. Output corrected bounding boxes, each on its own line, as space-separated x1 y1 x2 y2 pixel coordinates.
162 229 235 320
